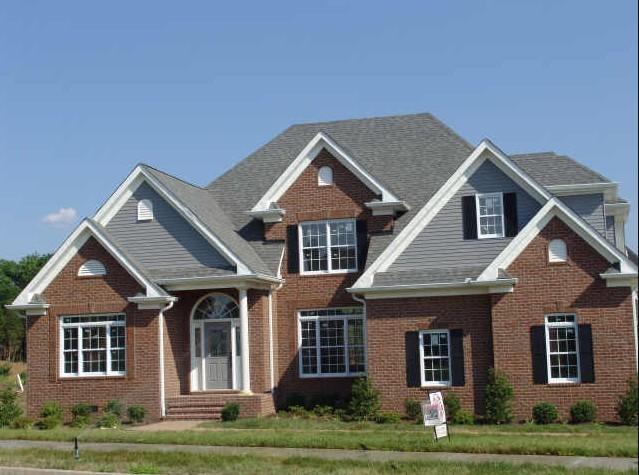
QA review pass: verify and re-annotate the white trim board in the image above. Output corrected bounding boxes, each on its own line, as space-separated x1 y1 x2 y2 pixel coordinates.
478 197 638 282
93 165 251 275
11 219 167 306
251 132 400 212
352 139 552 289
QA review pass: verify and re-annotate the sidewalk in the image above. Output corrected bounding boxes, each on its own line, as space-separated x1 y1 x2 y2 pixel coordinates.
0 439 636 472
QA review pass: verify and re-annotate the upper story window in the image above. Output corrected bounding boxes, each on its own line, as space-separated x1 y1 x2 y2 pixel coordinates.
545 314 580 383
77 260 106 277
476 192 504 239
548 239 568 263
60 313 126 377
137 199 154 221
318 166 333 186
299 219 357 274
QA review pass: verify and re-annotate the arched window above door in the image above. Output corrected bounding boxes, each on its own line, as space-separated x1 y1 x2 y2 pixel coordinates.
193 294 239 320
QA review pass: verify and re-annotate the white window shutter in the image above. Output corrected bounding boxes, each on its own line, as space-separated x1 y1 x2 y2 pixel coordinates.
137 199 154 221
78 260 107 277
548 239 567 262
318 166 333 186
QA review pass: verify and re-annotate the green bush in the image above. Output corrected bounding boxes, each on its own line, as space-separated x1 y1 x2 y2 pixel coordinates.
312 405 334 418
375 411 401 424
283 393 306 410
532 402 558 424
18 372 27 384
97 412 120 429
309 393 342 410
10 416 33 430
104 400 123 417
0 363 11 377
286 405 310 419
443 393 461 422
484 368 514 424
451 410 475 425
348 378 380 421
404 399 421 421
70 403 93 428
221 402 240 422
127 405 146 424
616 376 638 426
0 388 23 427
39 401 63 429
570 400 596 424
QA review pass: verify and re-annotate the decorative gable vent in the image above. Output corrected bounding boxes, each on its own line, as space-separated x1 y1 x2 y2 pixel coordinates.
318 166 333 186
78 260 107 277
548 239 568 262
137 199 154 221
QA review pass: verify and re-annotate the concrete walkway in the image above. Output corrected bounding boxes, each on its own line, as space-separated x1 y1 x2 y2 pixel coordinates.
0 439 636 472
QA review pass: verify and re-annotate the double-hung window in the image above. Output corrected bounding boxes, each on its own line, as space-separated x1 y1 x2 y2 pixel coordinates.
60 314 126 377
545 314 580 383
298 308 366 377
476 193 504 239
299 219 357 274
419 330 451 386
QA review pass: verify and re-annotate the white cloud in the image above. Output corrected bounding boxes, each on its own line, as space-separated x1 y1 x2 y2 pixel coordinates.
42 207 77 226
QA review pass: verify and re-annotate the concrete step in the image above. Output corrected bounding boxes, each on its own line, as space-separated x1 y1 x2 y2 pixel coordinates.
164 413 220 420
166 406 222 415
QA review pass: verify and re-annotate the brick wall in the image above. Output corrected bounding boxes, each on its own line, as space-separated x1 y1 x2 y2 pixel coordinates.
366 295 493 415
29 237 162 421
491 217 635 422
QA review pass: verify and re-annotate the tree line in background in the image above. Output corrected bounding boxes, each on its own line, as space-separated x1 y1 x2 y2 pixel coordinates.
0 254 50 361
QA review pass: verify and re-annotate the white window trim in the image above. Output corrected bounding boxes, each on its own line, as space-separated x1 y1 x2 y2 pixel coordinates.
298 219 358 275
418 329 452 387
545 314 580 384
59 314 126 378
475 192 505 239
297 308 366 378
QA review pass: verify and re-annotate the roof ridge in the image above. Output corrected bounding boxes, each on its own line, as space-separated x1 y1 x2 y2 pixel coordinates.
510 151 557 159
289 111 436 127
139 163 206 190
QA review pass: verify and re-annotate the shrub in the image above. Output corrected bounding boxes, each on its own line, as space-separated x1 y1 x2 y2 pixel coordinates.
348 378 380 421
39 401 63 429
375 411 401 424
532 402 558 424
104 400 123 417
0 363 11 377
128 405 146 424
283 393 306 410
286 405 310 419
70 403 93 428
0 388 23 427
616 376 638 426
451 410 475 425
10 416 33 430
404 399 421 421
570 400 596 424
97 412 120 429
484 368 514 424
312 405 334 418
309 393 342 410
443 393 461 422
221 402 240 422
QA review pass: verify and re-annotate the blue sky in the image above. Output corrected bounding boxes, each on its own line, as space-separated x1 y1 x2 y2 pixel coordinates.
0 1 636 260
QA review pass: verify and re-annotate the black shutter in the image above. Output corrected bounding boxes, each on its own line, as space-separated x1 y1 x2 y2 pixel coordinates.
504 193 518 237
356 220 368 270
462 196 477 240
578 324 595 383
531 326 548 384
287 225 299 274
450 329 465 387
405 332 421 387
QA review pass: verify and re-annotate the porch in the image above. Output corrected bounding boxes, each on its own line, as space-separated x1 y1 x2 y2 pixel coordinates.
165 392 275 420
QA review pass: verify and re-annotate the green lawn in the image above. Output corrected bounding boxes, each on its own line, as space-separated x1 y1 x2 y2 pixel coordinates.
0 418 636 458
0 448 633 475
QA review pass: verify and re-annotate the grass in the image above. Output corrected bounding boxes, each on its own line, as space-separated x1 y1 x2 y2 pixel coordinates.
0 448 633 475
0 419 636 458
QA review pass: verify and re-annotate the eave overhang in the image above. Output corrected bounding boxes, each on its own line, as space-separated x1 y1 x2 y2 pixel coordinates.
347 278 517 300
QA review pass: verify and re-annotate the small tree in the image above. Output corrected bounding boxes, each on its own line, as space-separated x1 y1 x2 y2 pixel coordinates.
616 376 638 426
0 388 22 427
484 368 514 424
39 401 63 429
443 393 461 422
404 399 421 421
348 378 380 421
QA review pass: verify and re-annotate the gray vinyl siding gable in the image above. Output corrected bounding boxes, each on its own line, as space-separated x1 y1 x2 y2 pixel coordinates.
106 182 233 271
605 215 616 246
389 160 542 272
558 194 605 237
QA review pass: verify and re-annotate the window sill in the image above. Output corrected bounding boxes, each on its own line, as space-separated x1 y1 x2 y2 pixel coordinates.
299 269 358 277
59 374 127 380
420 382 451 388
477 235 506 240
299 373 366 379
547 379 581 385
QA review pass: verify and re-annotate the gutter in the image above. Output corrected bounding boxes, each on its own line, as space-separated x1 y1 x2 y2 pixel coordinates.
347 278 518 295
154 273 283 286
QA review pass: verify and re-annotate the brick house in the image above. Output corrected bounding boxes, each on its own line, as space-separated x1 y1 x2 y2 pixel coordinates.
8 113 637 422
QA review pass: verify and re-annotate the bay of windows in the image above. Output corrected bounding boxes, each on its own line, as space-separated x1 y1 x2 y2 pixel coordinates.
60 314 126 377
300 220 357 274
298 308 365 377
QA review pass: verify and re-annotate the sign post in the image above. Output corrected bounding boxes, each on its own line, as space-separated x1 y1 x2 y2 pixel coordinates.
421 391 450 442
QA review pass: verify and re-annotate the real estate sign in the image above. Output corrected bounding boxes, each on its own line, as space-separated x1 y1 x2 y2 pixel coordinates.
422 391 449 441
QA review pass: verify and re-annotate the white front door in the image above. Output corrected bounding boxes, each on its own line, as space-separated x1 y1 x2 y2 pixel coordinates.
204 322 231 390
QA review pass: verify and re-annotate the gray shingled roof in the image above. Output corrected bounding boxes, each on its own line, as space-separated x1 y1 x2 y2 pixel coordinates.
511 152 612 187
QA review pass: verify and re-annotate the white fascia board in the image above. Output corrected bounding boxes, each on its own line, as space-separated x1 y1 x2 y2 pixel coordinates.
478 198 638 282
94 165 252 275
156 273 283 291
548 182 618 201
251 132 400 212
353 139 552 289
12 220 167 306
128 295 178 310
599 273 638 289
605 202 630 218
347 280 516 300
4 303 50 316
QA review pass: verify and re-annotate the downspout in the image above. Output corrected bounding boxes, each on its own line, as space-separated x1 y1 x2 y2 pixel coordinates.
351 293 368 375
268 282 284 392
159 299 175 418
633 289 638 372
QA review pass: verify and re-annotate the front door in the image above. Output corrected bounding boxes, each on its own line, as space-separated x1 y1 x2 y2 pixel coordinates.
204 322 231 390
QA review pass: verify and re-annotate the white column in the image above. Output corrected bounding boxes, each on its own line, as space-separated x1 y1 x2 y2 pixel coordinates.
239 288 251 393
